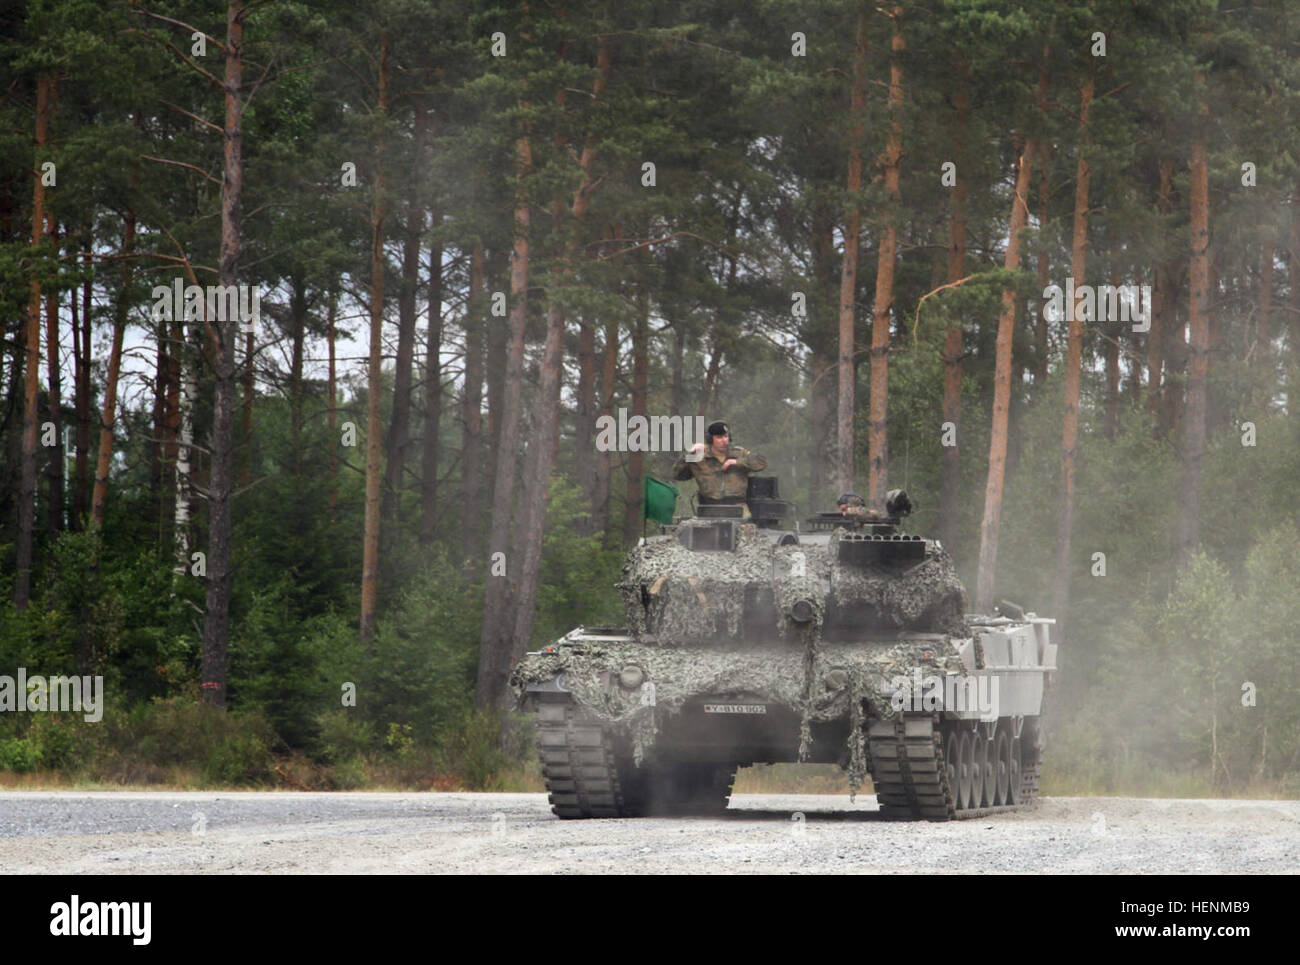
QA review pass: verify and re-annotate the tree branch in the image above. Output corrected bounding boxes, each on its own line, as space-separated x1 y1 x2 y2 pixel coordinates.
141 154 221 186
158 99 222 133
911 273 981 348
124 25 225 89
129 5 226 54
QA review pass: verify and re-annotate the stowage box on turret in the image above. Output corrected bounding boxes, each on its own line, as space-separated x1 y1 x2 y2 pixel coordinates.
511 478 1057 819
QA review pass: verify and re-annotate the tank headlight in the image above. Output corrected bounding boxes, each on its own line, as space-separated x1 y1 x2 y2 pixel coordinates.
619 665 645 690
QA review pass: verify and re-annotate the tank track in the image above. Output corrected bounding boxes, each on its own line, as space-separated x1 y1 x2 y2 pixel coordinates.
867 712 1042 821
536 699 627 818
536 700 736 818
537 701 1038 821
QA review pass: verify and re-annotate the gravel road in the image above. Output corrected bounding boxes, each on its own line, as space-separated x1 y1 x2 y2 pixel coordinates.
1 791 1296 874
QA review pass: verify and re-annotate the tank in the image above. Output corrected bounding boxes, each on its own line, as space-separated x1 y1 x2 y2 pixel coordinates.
511 477 1057 820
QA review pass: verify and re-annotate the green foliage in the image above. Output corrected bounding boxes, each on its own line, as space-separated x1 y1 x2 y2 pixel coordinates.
0 738 42 773
203 732 273 786
532 478 625 645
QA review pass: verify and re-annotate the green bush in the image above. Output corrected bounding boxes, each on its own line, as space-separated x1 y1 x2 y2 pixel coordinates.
0 738 41 772
203 732 273 785
316 708 377 763
434 708 525 790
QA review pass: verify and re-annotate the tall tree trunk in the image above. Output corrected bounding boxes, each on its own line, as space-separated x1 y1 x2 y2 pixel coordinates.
44 217 62 536
1104 267 1121 438
7 310 27 539
836 8 868 496
576 312 598 530
420 237 443 545
149 297 167 531
173 311 197 573
1035 143 1052 384
327 285 338 515
73 242 91 530
360 29 390 644
484 246 508 478
460 241 485 562
161 311 180 547
1177 84 1211 567
1048 71 1093 626
1147 261 1166 417
698 325 723 418
16 72 51 609
1258 243 1273 354
510 182 578 671
240 324 254 486
1149 158 1176 427
1206 253 1225 435
200 0 247 708
866 7 903 511
974 137 1036 613
809 201 838 508
1147 160 1173 420
476 120 532 710
91 210 135 529
562 38 609 538
509 286 564 659
938 61 968 555
1290 182 1300 380
288 272 306 474
623 277 649 543
595 310 618 535
1028 63 1050 386
387 100 429 538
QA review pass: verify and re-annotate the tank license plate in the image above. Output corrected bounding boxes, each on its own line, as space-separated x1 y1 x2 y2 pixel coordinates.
703 703 767 714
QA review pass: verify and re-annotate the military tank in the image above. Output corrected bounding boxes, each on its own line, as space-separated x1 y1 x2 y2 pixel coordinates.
512 478 1057 820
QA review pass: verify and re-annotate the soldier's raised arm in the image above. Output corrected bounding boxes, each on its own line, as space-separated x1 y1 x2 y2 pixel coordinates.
673 441 706 479
738 448 767 472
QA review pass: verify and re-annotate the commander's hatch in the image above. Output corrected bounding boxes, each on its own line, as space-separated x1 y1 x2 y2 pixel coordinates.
678 518 739 552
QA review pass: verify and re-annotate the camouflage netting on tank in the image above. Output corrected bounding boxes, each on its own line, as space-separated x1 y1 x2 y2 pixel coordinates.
511 636 966 797
827 529 967 635
619 522 773 638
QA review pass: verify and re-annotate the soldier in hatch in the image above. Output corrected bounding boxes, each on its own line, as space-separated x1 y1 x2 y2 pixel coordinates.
672 420 767 510
836 489 912 521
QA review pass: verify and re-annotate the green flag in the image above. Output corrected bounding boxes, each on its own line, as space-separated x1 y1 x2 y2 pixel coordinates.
644 476 678 526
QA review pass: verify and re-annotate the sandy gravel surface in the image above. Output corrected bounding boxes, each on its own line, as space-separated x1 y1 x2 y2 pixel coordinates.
0 791 1296 874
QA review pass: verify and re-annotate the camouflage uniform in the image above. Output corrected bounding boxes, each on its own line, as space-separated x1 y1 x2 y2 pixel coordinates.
672 446 768 501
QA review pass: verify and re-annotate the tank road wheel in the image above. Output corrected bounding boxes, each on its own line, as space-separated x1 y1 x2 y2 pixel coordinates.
981 731 997 806
971 730 987 809
993 729 1012 806
957 729 974 810
944 731 960 801
1007 736 1023 805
